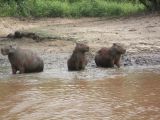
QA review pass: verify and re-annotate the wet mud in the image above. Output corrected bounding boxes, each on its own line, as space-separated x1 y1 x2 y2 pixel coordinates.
0 37 160 80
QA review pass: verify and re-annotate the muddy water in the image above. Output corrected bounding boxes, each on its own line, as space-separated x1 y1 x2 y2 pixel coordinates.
0 65 160 120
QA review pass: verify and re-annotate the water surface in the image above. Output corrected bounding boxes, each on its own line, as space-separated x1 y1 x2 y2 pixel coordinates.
0 67 160 120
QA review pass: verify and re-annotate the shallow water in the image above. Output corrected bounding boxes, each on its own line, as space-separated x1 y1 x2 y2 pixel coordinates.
0 65 160 120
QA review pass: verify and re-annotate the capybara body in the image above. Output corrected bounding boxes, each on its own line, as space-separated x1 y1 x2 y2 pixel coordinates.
1 46 44 74
67 43 89 71
7 31 39 40
95 43 126 68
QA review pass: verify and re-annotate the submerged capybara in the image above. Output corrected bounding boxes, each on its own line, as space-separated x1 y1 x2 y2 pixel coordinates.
1 46 44 74
67 43 89 71
95 43 126 68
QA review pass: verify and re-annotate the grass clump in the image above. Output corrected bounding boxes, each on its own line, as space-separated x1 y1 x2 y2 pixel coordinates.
70 0 145 17
0 0 145 17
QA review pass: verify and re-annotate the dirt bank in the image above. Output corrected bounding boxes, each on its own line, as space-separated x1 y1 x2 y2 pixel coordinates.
0 14 160 70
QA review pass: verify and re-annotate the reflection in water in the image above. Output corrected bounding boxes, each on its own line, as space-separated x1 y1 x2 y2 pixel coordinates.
0 71 160 120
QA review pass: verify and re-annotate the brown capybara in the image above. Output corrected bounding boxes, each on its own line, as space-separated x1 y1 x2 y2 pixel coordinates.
7 31 39 40
95 43 126 68
14 31 23 38
1 46 44 74
67 43 89 71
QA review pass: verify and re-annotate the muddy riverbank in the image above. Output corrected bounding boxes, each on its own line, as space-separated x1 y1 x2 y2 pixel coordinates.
1 15 160 70
0 15 160 120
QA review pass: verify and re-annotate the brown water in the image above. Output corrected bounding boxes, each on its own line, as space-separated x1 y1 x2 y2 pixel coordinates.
0 68 160 120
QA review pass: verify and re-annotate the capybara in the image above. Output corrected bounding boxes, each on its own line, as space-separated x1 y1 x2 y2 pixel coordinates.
1 46 44 74
67 43 89 71
7 31 23 38
14 31 23 38
7 31 39 40
95 43 126 68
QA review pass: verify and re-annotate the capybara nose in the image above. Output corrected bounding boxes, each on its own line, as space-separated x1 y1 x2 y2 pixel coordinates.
1 48 6 55
86 46 89 51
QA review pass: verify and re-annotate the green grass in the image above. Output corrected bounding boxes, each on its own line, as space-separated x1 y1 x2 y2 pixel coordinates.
0 0 145 17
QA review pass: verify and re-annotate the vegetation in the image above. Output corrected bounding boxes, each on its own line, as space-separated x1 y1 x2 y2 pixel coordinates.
0 0 147 17
138 0 160 11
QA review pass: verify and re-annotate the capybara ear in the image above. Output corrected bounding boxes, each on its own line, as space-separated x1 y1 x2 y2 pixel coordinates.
9 46 15 53
113 43 116 46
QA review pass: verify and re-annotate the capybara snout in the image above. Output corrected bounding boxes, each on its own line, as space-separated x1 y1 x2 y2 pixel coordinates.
1 46 13 55
112 43 126 54
1 47 8 55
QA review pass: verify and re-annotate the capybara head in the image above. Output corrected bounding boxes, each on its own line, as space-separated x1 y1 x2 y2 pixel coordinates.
75 43 89 53
1 46 15 55
112 43 126 54
7 33 14 38
14 31 22 38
